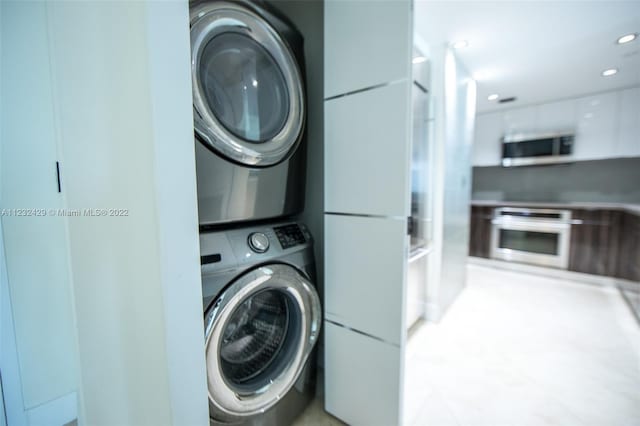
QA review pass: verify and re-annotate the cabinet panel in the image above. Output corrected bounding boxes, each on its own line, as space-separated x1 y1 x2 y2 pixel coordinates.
469 206 493 258
324 322 402 426
473 112 502 166
324 1 410 98
574 92 617 161
616 87 640 158
324 214 407 345
616 212 640 282
325 82 410 217
536 98 576 134
502 106 537 136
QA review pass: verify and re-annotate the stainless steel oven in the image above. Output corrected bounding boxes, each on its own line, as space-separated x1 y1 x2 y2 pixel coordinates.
490 207 572 269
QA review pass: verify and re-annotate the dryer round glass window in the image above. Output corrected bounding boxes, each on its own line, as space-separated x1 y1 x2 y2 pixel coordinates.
199 33 289 144
191 5 305 167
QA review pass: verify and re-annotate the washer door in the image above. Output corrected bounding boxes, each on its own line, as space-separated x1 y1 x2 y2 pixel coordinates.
190 2 305 167
204 264 321 421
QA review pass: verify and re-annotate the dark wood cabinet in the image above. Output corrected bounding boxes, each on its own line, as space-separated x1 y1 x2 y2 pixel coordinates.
469 203 639 282
568 209 639 281
616 211 640 282
469 206 492 258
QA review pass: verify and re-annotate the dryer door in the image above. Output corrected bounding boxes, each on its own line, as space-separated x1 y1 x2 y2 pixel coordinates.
190 2 305 167
204 264 321 422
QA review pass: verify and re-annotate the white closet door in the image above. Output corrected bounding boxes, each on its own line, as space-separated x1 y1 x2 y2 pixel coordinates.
323 1 412 425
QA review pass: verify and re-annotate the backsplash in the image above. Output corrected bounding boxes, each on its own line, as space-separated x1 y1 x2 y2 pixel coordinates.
472 157 640 203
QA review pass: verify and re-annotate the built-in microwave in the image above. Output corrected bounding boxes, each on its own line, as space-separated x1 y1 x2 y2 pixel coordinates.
502 132 574 167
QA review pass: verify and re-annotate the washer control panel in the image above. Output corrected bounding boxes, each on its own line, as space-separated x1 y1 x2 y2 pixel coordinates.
248 232 270 253
274 224 306 249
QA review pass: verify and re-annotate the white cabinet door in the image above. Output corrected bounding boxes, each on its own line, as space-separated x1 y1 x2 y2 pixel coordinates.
574 92 617 161
325 82 411 217
324 322 403 426
1 1 78 412
502 106 537 136
473 112 502 166
616 87 640 158
324 1 411 99
536 98 577 134
325 215 407 346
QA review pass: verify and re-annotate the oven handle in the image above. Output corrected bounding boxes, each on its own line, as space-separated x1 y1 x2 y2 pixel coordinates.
491 218 572 231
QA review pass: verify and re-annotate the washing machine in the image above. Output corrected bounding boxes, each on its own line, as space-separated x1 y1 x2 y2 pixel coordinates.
200 221 321 426
190 0 308 227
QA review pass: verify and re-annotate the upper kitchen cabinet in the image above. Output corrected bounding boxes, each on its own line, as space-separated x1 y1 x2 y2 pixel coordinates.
536 98 577 134
324 1 411 98
574 92 617 161
502 106 537 135
473 112 502 166
616 86 640 158
472 87 640 167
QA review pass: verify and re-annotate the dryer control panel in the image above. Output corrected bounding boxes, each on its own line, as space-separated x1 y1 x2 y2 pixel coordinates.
274 224 307 249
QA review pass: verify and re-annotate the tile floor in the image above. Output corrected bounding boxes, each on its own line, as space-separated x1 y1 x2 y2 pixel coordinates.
404 264 640 426
296 263 640 426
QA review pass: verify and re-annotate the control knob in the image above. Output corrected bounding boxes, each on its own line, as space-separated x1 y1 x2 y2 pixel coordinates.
248 232 269 253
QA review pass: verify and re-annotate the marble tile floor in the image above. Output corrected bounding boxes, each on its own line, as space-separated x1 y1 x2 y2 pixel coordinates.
403 264 640 426
295 263 640 426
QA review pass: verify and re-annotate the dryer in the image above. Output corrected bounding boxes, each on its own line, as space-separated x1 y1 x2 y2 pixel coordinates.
200 221 321 426
190 0 308 227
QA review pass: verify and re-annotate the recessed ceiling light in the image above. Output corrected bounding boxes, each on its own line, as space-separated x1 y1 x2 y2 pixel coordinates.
452 40 469 49
412 56 427 64
487 94 499 101
602 68 618 77
617 33 638 44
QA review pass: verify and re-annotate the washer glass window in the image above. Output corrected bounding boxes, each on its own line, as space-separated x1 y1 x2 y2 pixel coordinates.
219 289 295 391
199 33 290 144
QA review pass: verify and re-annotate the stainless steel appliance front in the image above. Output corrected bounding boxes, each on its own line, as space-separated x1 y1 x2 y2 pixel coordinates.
490 207 572 269
190 0 307 226
501 132 574 167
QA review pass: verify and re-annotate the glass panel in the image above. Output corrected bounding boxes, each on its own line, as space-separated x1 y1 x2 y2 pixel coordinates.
410 82 429 252
220 290 290 385
499 229 559 255
199 33 289 143
503 138 554 158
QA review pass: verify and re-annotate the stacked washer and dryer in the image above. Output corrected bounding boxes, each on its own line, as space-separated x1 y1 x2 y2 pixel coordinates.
189 1 321 425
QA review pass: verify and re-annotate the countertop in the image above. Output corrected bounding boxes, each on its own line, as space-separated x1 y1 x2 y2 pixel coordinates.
471 200 640 216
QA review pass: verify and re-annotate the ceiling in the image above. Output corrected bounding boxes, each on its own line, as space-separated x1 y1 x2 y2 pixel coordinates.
414 1 640 114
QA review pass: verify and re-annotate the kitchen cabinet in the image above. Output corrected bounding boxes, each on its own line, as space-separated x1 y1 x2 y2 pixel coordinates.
469 204 640 283
616 211 640 282
616 87 640 158
536 98 576 134
574 92 617 161
473 112 502 166
502 106 537 135
568 209 621 277
472 87 640 167
468 205 492 258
